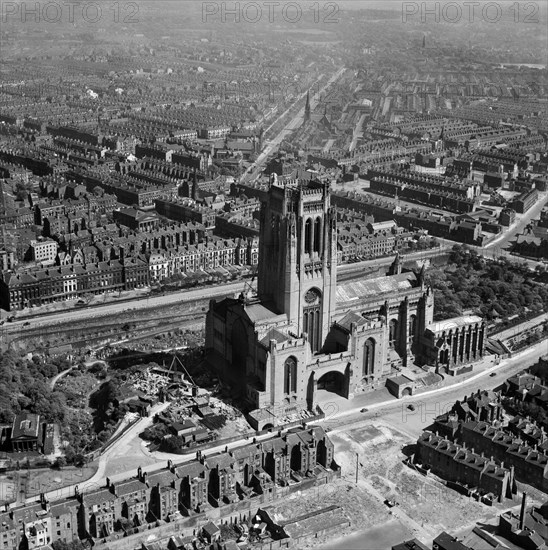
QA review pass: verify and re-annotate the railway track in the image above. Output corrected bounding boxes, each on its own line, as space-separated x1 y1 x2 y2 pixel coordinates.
4 265 379 352
6 310 205 349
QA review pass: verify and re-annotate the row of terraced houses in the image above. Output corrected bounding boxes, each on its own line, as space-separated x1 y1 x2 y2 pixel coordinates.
0 426 339 550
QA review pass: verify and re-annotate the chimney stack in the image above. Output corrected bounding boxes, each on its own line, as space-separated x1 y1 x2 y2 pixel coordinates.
520 492 527 530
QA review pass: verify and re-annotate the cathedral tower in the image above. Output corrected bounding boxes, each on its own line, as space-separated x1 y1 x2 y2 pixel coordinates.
258 176 337 353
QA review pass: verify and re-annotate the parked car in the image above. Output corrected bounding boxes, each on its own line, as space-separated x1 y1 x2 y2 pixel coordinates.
407 404 415 411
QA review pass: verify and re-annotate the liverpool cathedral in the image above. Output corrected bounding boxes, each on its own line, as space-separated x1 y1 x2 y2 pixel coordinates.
205 176 486 427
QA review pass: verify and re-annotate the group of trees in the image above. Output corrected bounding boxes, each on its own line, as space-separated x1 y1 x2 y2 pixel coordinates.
0 349 134 461
427 246 548 322
0 351 70 425
89 379 129 440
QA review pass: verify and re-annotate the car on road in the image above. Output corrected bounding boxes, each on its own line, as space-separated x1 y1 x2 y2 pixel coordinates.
384 499 399 508
360 408 368 413
23 321 30 326
489 372 497 377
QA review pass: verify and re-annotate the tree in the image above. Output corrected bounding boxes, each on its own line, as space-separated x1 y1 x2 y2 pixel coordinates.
160 436 184 453
54 456 67 469
73 453 86 467
449 245 464 266
64 446 76 463
90 380 119 411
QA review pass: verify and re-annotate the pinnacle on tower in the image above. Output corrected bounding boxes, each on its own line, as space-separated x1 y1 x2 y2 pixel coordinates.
389 252 403 275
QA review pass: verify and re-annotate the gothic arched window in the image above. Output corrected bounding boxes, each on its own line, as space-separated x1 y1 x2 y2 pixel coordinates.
409 315 417 339
303 289 322 353
304 218 312 255
389 319 398 348
363 338 375 376
284 357 297 394
313 217 321 253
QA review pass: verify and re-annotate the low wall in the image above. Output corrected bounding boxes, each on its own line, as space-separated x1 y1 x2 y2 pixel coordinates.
93 470 340 550
94 515 203 550
173 414 325 456
414 355 497 395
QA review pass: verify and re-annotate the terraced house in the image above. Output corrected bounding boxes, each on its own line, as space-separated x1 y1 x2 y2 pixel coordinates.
0 427 338 548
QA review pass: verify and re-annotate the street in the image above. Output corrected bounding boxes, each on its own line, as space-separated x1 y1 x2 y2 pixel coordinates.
1 280 245 332
240 68 346 185
324 336 548 441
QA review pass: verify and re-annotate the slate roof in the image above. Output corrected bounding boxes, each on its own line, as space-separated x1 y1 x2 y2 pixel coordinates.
430 315 483 333
260 327 289 347
336 311 369 331
12 413 41 440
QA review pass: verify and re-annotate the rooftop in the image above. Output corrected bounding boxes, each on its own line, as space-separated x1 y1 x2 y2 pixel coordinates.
430 315 483 333
337 272 417 303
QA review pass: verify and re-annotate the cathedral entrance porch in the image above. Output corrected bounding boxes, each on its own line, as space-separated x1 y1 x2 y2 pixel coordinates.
316 371 346 397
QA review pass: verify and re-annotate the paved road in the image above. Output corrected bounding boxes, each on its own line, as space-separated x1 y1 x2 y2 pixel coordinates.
241 68 345 185
327 337 548 440
484 192 548 251
26 404 279 505
2 280 246 332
